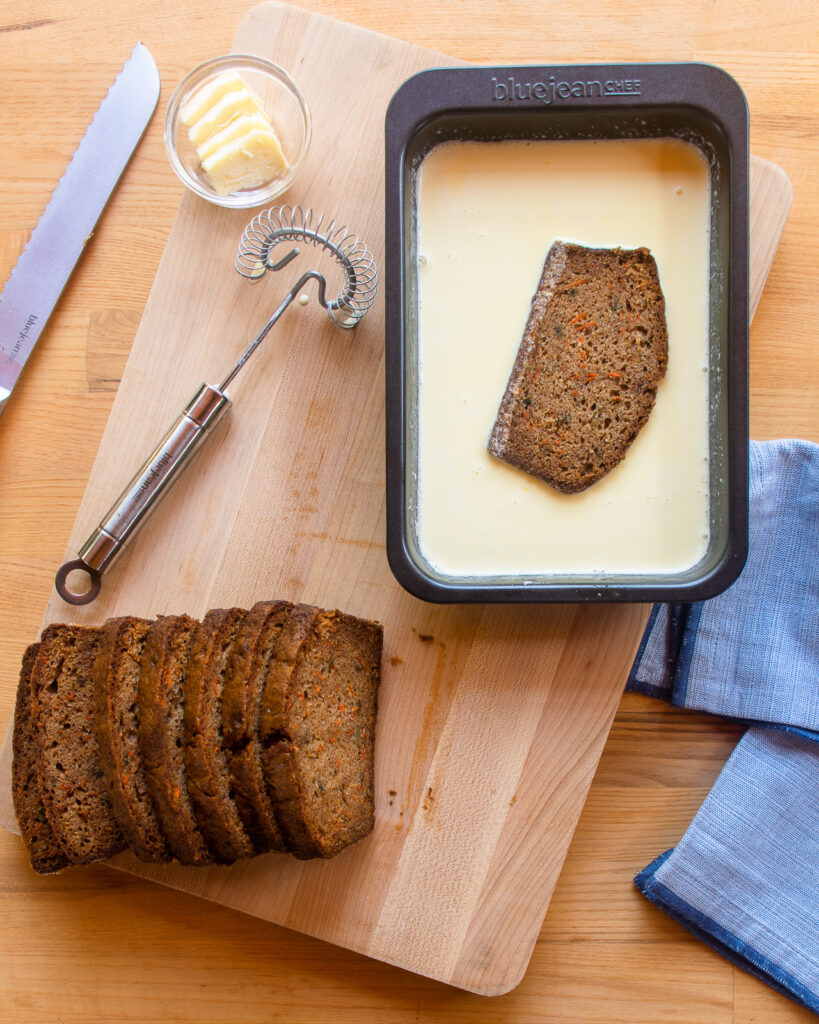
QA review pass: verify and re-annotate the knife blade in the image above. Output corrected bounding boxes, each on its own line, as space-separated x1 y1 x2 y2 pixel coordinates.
0 42 160 417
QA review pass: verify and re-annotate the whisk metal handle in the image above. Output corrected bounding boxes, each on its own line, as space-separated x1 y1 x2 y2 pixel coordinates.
55 383 230 605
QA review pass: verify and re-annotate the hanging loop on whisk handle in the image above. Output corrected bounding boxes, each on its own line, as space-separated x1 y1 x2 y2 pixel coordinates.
54 383 230 605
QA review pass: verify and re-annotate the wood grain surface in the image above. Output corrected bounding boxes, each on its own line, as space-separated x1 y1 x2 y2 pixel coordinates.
0 1 816 1021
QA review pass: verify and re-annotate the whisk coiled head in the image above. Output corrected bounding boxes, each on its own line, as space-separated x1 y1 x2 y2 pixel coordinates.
235 205 377 328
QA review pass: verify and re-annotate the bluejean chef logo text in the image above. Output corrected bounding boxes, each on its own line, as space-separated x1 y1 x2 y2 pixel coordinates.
491 75 642 104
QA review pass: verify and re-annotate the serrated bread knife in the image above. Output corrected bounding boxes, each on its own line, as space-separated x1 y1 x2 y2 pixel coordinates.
0 43 160 418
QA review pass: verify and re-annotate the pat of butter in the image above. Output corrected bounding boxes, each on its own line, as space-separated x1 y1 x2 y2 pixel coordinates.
180 71 249 126
187 89 266 148
196 111 272 161
201 129 289 196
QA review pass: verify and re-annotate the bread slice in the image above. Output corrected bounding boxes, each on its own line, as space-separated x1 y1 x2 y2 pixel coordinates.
221 600 292 854
184 608 256 863
30 624 126 865
11 643 70 874
138 614 213 866
488 242 669 493
260 606 382 859
94 617 171 863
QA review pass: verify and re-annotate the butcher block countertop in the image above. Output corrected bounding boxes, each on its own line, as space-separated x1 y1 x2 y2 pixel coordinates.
0 1 817 1022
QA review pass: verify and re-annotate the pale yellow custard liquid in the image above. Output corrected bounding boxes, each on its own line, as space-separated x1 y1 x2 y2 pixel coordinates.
414 138 711 577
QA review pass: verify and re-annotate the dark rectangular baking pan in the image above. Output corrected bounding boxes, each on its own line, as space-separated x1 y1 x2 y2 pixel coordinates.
384 63 749 603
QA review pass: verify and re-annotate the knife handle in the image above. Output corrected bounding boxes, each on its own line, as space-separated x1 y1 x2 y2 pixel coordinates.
54 383 230 605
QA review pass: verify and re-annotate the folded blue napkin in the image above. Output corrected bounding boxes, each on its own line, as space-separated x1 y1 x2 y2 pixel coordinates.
627 439 819 1014
635 727 819 1012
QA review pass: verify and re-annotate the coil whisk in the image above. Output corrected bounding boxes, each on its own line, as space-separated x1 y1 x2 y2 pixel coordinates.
235 205 377 328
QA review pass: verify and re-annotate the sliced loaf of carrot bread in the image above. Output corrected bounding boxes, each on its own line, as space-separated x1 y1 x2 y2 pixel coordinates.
13 600 383 872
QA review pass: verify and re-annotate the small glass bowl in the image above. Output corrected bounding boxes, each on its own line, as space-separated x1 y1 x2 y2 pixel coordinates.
164 54 311 208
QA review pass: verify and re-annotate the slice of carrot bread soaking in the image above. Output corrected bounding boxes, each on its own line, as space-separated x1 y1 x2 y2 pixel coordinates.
488 241 669 493
260 607 383 859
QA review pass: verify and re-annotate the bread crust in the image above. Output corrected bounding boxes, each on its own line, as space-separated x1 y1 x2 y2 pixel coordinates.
11 643 70 874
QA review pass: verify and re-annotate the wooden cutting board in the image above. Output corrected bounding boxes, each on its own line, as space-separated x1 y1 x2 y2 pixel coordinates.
0 1 792 996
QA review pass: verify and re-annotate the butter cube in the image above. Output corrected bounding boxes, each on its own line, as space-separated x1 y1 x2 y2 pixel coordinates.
201 128 289 195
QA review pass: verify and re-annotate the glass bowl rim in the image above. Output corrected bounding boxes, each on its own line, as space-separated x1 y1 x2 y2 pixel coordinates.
164 52 312 209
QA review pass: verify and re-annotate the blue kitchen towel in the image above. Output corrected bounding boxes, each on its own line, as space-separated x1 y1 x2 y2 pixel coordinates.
628 439 819 735
635 727 819 1013
627 439 819 1013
